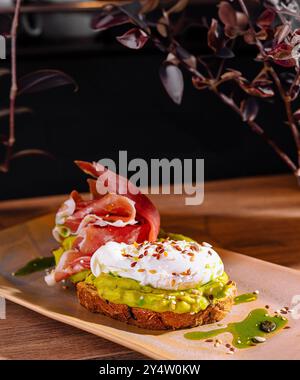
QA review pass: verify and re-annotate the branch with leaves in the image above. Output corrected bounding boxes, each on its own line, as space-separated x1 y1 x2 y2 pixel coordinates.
91 0 300 182
0 0 77 173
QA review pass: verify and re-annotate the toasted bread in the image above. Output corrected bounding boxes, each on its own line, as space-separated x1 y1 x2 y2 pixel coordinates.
76 281 237 330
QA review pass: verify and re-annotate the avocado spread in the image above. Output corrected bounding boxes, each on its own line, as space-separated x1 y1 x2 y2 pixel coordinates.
85 271 234 314
54 231 234 312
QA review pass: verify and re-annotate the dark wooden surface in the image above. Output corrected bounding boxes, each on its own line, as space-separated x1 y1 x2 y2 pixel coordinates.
1 174 300 359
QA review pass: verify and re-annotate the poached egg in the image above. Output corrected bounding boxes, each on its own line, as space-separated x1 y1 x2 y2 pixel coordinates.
91 240 224 290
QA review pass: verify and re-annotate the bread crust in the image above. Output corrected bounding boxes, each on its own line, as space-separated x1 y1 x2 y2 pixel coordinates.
76 281 237 330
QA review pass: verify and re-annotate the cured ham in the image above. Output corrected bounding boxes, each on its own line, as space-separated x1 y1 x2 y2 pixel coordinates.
64 193 137 233
45 250 91 285
75 160 160 241
48 160 160 284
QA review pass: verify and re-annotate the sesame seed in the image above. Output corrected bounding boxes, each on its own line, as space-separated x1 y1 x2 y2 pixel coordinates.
138 269 145 272
252 336 266 343
205 339 213 343
202 242 212 248
253 290 259 295
149 269 157 274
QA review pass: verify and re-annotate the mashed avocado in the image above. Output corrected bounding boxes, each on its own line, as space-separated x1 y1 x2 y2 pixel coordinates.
85 272 234 314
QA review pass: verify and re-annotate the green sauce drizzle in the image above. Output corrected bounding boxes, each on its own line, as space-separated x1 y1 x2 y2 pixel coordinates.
184 308 287 349
234 293 258 305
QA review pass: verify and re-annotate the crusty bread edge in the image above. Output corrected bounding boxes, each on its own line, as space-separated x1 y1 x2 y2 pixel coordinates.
76 281 237 330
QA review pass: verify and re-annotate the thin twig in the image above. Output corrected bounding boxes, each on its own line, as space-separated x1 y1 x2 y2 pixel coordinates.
266 64 300 167
2 0 22 172
9 0 21 146
212 89 298 174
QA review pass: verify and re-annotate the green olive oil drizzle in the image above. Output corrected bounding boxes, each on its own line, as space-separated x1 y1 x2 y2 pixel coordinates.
234 293 258 305
184 308 287 349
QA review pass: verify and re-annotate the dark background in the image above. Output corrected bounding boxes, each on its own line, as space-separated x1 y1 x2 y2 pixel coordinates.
0 1 297 200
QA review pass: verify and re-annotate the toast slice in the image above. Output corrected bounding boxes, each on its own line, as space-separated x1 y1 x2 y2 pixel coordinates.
76 281 237 330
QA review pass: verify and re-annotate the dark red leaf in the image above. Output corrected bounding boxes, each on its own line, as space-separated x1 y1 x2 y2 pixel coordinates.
91 8 129 31
192 76 209 90
159 63 184 105
266 43 296 68
116 28 148 49
294 109 300 122
275 23 291 44
241 97 259 122
221 69 242 81
218 1 237 27
256 9 276 29
18 70 78 95
289 74 300 100
208 18 224 53
237 78 274 98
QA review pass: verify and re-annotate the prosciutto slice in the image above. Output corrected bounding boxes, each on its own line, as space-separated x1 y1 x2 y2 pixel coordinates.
64 193 137 233
75 160 160 241
73 224 150 255
45 250 91 284
48 160 160 284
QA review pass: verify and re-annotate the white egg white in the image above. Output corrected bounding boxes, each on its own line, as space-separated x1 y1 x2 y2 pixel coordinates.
91 240 224 290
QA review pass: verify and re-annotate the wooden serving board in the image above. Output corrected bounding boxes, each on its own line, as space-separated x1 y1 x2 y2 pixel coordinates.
0 213 300 360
